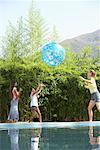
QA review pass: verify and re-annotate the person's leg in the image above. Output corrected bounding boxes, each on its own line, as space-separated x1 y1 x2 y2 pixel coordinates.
97 136 100 144
96 102 100 112
88 100 95 122
30 109 35 122
36 107 42 122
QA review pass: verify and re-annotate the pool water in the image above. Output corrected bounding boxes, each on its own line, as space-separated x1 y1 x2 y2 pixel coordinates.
0 123 100 150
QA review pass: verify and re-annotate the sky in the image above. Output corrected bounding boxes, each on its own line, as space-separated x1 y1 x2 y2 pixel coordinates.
0 0 100 40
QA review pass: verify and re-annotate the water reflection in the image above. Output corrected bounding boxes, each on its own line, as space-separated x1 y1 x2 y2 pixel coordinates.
8 128 41 150
8 129 19 150
89 126 100 149
31 128 41 150
0 125 100 150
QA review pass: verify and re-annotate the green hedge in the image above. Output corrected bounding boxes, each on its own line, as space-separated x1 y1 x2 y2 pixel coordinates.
0 52 100 122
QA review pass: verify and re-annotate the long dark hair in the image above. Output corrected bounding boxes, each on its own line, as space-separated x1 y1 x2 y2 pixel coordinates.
9 80 17 99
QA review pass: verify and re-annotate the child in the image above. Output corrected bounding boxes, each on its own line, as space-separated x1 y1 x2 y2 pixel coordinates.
29 83 45 122
80 70 100 121
8 81 20 122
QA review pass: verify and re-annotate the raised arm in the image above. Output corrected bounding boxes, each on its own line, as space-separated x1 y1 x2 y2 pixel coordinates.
35 85 41 93
36 84 45 95
12 87 20 99
79 76 92 84
37 86 43 94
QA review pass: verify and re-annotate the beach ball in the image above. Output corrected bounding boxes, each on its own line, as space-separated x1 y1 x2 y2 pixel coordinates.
41 42 65 66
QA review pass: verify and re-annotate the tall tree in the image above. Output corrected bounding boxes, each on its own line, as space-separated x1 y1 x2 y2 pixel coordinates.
1 17 28 62
2 0 50 62
50 25 59 42
26 0 49 52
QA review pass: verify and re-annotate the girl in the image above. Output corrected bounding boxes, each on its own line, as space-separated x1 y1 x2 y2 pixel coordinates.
80 70 100 121
30 84 45 122
8 81 20 122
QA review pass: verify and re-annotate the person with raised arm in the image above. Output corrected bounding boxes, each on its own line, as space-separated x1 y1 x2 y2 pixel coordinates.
29 83 45 122
8 81 21 122
80 70 100 121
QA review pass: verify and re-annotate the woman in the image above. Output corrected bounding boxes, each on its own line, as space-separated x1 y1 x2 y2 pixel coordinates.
8 81 20 122
80 70 100 121
30 84 45 122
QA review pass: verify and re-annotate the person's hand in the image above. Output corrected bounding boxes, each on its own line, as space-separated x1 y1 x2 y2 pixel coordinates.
40 83 46 87
79 76 84 80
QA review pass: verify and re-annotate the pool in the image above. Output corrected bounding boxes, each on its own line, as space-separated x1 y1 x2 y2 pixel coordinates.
0 122 100 150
